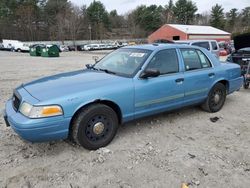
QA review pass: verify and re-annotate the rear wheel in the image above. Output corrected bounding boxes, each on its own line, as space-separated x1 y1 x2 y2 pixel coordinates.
70 104 118 150
201 83 226 113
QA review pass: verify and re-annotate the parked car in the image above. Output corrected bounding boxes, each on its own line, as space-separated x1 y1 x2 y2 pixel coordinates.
68 45 76 51
59 45 69 52
4 44 243 150
219 48 228 56
83 44 92 51
227 33 250 89
76 45 87 51
175 40 220 58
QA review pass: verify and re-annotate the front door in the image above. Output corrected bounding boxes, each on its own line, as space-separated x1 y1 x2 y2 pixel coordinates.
134 49 185 119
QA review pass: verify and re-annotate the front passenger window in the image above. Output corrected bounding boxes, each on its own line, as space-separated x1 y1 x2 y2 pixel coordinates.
147 49 179 75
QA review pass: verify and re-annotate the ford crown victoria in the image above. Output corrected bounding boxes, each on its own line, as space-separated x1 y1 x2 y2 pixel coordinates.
4 44 243 149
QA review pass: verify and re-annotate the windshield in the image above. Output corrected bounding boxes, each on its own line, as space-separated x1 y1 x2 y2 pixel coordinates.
94 48 152 77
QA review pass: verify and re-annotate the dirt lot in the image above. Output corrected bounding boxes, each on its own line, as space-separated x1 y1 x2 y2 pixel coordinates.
0 51 249 188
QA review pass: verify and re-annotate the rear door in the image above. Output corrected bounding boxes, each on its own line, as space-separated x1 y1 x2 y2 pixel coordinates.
180 48 215 105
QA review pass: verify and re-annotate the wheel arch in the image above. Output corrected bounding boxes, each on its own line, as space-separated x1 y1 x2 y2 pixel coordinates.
69 99 123 131
216 79 229 93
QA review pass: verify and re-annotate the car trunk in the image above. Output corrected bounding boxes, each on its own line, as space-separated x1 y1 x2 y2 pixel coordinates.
232 33 250 70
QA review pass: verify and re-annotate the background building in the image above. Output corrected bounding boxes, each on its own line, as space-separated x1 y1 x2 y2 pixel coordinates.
148 24 231 43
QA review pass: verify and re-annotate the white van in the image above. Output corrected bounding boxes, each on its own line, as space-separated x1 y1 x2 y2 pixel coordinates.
2 39 30 52
175 40 220 58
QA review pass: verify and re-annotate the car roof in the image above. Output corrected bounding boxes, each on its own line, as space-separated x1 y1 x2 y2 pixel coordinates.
175 40 217 43
122 43 201 51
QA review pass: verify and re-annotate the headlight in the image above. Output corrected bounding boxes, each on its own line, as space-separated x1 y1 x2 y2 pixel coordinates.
19 102 63 118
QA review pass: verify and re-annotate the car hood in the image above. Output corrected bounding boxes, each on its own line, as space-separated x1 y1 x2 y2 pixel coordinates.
23 70 128 101
234 33 250 51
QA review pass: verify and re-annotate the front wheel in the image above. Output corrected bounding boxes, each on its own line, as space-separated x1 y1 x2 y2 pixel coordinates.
201 83 226 113
70 104 119 150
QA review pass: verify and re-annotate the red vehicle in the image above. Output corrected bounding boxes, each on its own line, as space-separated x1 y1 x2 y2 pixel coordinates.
219 48 228 56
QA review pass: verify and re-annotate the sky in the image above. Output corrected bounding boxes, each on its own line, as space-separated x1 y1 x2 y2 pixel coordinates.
70 0 249 14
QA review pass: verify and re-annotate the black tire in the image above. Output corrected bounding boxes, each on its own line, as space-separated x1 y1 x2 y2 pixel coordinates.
201 83 226 113
244 82 249 89
70 104 118 150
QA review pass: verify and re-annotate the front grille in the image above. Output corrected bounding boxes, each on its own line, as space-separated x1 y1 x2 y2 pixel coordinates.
12 93 21 111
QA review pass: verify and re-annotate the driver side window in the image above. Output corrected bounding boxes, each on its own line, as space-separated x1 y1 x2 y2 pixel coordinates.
147 49 179 75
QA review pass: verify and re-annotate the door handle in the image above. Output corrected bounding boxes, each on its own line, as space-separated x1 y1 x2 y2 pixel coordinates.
175 78 184 83
208 73 215 77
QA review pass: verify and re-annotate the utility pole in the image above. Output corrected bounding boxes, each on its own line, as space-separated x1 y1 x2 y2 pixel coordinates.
88 24 92 42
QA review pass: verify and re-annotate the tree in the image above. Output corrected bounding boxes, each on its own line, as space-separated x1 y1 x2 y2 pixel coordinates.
109 10 124 28
44 0 69 41
86 1 110 40
66 4 87 45
15 0 41 41
164 0 174 23
225 8 238 32
133 5 164 34
240 7 250 31
172 0 198 24
210 4 225 29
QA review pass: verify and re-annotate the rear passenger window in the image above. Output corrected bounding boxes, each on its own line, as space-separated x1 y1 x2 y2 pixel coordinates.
181 49 202 71
181 49 211 71
147 49 179 74
192 42 210 50
211 42 218 50
197 50 212 68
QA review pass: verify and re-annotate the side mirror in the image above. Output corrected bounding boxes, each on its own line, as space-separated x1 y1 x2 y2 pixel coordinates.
85 64 93 69
140 69 160 79
92 56 99 62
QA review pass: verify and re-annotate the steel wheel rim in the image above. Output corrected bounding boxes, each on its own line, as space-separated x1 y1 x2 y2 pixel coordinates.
211 89 223 107
85 115 111 142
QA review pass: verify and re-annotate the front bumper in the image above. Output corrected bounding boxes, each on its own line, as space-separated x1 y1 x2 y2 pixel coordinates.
4 100 71 142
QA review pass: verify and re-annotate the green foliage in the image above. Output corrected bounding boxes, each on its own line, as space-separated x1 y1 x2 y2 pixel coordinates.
210 4 225 29
172 0 198 24
44 0 69 25
241 7 250 27
164 0 174 23
87 1 110 28
0 0 18 19
228 8 238 27
0 0 250 41
133 5 164 33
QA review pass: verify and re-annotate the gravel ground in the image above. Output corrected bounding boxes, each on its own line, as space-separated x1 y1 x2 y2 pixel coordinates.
0 51 249 188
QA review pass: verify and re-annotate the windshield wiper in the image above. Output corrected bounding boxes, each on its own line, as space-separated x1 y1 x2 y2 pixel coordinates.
98 68 116 75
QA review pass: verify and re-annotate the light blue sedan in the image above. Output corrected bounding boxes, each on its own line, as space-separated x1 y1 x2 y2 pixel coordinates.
4 44 243 149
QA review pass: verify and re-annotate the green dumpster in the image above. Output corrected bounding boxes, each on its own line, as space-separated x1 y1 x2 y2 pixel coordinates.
41 45 60 57
29 47 37 56
29 45 44 56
